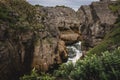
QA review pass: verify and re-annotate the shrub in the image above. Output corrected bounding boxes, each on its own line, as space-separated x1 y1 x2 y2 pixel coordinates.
54 62 74 79
54 48 120 80
0 4 18 23
20 68 55 80
109 0 120 13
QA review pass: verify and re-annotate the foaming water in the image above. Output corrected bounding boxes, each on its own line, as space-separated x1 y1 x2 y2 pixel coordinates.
66 41 82 64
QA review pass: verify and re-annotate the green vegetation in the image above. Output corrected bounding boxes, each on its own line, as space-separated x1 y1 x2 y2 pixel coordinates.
54 62 74 78
0 3 18 23
88 26 120 55
54 48 120 80
109 0 120 13
0 0 45 32
55 5 68 8
7 0 35 23
20 68 55 80
55 3 120 78
20 48 120 80
0 0 120 80
116 15 120 26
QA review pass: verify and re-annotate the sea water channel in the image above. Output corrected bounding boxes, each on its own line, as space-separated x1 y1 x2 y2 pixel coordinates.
66 41 82 64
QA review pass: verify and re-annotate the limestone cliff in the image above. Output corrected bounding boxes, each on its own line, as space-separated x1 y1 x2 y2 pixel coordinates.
0 0 120 80
0 0 82 80
77 1 119 53
0 0 68 80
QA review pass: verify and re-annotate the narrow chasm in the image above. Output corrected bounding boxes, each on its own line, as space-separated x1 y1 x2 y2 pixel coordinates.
66 41 82 63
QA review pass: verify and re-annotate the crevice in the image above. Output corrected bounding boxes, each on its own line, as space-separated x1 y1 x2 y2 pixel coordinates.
90 4 100 23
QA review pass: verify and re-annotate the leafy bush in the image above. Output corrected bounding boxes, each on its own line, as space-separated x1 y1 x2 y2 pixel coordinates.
54 48 120 80
0 3 18 23
20 68 55 80
109 0 120 13
116 15 120 26
54 62 74 79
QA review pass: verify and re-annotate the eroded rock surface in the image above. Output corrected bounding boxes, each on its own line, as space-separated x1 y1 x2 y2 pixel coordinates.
0 1 81 80
77 1 118 52
0 0 119 80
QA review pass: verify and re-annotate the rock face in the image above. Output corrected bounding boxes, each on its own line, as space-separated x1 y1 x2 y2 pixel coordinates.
31 6 82 72
0 23 34 80
0 1 81 80
0 0 119 80
77 1 118 52
31 6 82 71
41 6 82 44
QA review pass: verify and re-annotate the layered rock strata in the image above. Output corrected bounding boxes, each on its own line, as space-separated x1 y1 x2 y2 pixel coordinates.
77 1 118 52
0 0 119 80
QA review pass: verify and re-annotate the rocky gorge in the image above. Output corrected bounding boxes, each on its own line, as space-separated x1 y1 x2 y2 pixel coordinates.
0 0 120 80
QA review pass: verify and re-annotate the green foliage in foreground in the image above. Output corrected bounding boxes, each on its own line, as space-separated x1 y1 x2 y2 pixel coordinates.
20 68 55 80
20 48 120 80
109 0 120 13
54 48 120 80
